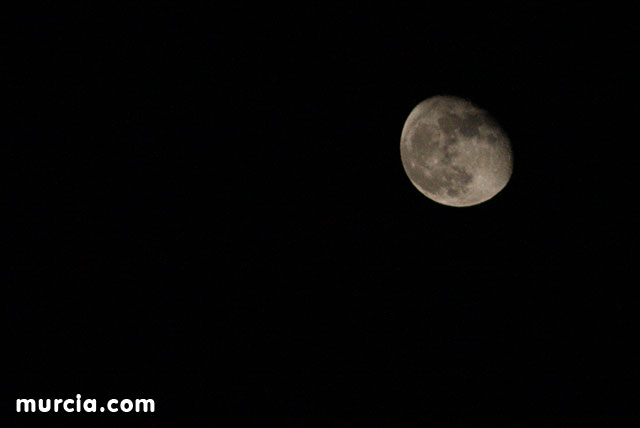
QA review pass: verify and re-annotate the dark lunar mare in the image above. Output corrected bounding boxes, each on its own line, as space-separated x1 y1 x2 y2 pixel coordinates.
407 112 484 197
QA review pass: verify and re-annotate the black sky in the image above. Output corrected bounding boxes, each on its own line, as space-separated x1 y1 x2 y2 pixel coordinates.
6 3 640 427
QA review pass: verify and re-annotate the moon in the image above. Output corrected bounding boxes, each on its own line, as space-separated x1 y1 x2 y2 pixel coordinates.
400 95 513 207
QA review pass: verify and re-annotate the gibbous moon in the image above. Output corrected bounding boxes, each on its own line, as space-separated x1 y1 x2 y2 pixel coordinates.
400 95 513 207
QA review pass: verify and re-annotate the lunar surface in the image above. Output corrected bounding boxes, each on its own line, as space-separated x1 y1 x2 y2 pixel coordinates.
400 95 513 207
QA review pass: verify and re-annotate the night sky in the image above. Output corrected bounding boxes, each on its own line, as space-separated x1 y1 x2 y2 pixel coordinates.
7 3 640 427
